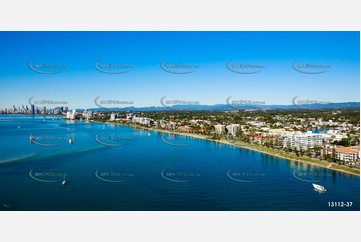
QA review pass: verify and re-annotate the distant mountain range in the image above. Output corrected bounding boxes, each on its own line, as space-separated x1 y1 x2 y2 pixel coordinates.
84 102 360 112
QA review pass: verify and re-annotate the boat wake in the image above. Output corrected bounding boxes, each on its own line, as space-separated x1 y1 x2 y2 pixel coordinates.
0 153 38 164
0 145 107 166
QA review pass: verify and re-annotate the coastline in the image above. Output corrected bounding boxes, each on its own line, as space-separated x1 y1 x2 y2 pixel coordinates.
107 121 360 177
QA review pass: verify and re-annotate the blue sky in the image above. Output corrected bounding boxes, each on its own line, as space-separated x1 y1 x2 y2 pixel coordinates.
0 31 359 109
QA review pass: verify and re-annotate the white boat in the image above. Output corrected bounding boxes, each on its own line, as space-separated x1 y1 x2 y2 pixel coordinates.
62 173 67 186
312 183 326 192
69 138 74 143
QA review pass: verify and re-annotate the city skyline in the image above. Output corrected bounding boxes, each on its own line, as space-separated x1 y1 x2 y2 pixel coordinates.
0 31 359 109
2 100 360 115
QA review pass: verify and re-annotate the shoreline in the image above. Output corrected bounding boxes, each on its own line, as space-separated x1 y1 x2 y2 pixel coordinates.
106 121 360 177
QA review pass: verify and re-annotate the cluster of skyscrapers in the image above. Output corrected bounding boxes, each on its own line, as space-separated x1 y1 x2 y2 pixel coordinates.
0 104 69 115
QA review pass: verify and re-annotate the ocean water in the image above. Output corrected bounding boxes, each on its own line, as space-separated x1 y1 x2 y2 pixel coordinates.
0 115 359 211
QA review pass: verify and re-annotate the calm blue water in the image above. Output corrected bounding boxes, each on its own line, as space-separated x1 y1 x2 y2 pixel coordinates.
0 115 359 211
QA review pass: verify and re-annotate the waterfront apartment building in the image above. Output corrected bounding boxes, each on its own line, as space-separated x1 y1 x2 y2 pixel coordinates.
66 110 77 120
110 113 118 121
132 116 152 125
326 146 360 163
281 131 323 150
66 111 72 119
72 109 77 119
83 110 93 119
214 124 226 134
226 124 240 136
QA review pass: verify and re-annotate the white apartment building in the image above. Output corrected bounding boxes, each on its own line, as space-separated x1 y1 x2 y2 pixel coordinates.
132 116 152 125
66 110 77 120
281 131 323 150
66 111 72 119
214 124 226 134
226 124 240 136
71 109 77 120
110 113 118 121
83 110 93 119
